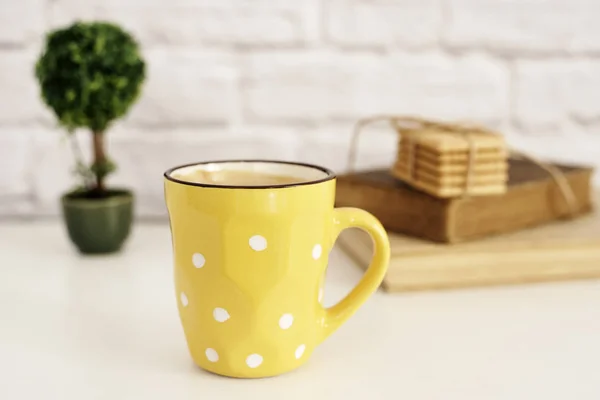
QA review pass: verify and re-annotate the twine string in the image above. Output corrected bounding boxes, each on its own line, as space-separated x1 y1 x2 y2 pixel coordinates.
347 115 578 216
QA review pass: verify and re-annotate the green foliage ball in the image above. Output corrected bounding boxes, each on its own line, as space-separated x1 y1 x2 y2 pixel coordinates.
35 21 146 132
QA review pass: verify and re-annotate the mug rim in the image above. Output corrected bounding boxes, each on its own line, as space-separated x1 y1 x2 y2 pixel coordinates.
163 159 337 189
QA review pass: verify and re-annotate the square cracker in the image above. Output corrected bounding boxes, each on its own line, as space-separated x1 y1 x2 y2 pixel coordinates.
392 168 507 197
399 129 506 153
399 143 507 163
393 165 508 186
393 158 508 176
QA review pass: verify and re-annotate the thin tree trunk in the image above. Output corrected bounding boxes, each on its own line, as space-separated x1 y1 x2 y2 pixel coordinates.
92 131 106 193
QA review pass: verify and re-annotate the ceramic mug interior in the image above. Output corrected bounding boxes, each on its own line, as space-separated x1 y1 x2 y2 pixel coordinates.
164 160 335 189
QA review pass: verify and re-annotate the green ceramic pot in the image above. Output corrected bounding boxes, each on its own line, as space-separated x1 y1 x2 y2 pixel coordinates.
61 188 134 254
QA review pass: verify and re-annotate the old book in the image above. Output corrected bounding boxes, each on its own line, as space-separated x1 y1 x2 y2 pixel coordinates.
337 206 600 292
335 158 594 243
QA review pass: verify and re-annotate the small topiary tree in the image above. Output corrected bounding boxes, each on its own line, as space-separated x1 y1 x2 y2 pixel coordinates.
35 21 146 196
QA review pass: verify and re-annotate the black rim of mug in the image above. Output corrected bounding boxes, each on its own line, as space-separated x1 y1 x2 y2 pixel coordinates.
163 159 337 189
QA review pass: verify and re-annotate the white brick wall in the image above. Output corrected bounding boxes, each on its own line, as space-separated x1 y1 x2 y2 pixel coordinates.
515 60 600 132
243 51 509 122
445 0 600 54
1 0 599 218
0 0 45 45
127 50 240 126
326 0 441 48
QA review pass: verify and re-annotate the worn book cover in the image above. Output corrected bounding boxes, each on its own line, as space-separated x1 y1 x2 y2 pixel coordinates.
335 158 594 243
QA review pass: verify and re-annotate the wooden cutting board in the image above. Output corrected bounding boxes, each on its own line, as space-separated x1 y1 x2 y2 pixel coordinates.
337 199 600 292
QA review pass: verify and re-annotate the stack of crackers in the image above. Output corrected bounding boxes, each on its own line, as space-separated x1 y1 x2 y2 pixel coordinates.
391 128 509 198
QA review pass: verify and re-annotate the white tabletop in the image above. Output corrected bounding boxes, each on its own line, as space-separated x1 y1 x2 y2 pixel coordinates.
1 221 599 400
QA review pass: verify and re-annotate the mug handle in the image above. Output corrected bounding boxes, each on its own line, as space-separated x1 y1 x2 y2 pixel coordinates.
319 207 390 342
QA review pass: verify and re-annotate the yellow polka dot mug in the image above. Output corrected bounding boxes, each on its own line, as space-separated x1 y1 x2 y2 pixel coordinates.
164 160 390 378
